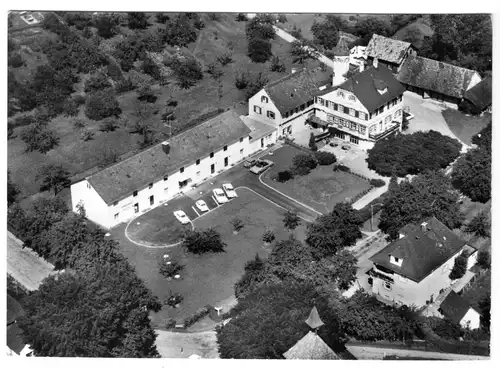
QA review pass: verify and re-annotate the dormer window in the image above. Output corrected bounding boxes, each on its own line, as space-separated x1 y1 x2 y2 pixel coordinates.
261 96 269 103
390 255 403 267
349 95 356 101
338 91 345 98
377 87 388 95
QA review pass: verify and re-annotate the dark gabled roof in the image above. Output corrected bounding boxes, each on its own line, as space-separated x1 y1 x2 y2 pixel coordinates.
370 217 474 283
365 34 413 64
322 65 405 113
87 110 252 205
463 76 492 110
440 291 477 325
264 67 331 115
283 331 339 360
397 55 479 99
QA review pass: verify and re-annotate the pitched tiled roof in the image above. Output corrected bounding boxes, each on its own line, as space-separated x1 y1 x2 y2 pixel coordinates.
322 64 405 113
264 67 331 115
87 110 252 204
333 35 350 56
365 34 412 64
370 217 475 283
463 76 492 110
284 331 339 360
440 291 477 325
397 55 479 99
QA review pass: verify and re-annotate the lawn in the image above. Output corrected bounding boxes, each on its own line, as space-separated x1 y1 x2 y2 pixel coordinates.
113 188 307 328
9 12 320 201
261 145 371 214
442 110 491 146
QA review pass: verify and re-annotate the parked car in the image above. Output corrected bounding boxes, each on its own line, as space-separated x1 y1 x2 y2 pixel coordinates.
213 188 229 204
222 183 237 198
244 158 257 168
250 159 274 174
195 199 209 212
173 210 190 224
329 142 338 147
341 145 351 151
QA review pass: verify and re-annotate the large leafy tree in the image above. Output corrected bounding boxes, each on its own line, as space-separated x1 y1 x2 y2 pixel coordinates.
310 15 340 50
337 291 419 342
465 211 490 238
182 228 226 254
366 131 462 177
85 89 122 120
17 264 161 357
306 202 363 258
245 14 276 40
217 282 345 359
290 39 319 65
35 163 71 195
451 146 491 203
247 37 273 63
127 12 149 30
20 123 60 154
379 171 463 240
7 170 20 207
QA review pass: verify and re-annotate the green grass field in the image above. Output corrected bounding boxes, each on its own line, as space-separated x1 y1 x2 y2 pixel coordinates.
113 188 307 328
261 145 371 213
9 13 319 201
442 110 491 146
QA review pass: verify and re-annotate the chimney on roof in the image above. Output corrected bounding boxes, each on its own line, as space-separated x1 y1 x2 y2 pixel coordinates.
421 222 428 232
373 57 379 68
161 141 170 155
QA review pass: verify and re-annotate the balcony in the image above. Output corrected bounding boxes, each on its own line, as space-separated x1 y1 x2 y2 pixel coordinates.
369 121 401 140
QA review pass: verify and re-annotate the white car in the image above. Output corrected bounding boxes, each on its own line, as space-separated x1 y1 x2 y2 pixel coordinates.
213 188 228 204
173 210 190 224
222 183 237 198
195 199 209 212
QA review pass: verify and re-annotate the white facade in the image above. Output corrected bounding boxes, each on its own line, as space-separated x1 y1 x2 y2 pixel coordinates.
332 55 350 87
314 87 404 150
371 247 478 308
248 88 315 139
248 130 278 155
71 137 252 229
460 308 481 330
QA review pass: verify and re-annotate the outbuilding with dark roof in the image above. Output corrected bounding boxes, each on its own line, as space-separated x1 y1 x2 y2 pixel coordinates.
397 55 482 107
439 291 481 330
461 76 492 114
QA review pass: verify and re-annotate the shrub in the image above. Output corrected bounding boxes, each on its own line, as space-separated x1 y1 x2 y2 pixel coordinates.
183 305 212 328
99 118 119 132
235 70 250 89
182 228 227 254
427 317 463 340
449 251 469 280
73 118 86 131
84 71 112 93
81 128 94 141
115 77 135 93
156 13 170 24
85 90 122 120
166 292 184 307
12 115 35 128
369 178 386 187
72 94 86 106
270 56 286 73
230 217 244 232
20 124 60 154
277 170 294 182
262 229 275 243
248 38 273 63
208 13 221 21
465 211 490 237
217 51 233 66
283 211 301 231
62 100 80 117
172 59 204 89
315 151 337 165
159 260 185 279
236 13 248 22
292 153 318 173
245 72 270 99
476 250 491 270
164 318 176 329
308 132 317 151
8 52 25 68
367 131 462 176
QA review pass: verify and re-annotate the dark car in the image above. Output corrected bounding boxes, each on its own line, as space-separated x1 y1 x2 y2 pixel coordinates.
244 158 257 168
250 159 274 174
341 145 351 151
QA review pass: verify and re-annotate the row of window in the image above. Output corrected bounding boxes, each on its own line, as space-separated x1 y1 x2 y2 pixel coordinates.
283 100 314 119
254 106 275 119
370 96 403 118
316 97 368 121
337 90 357 102
327 114 367 135
112 139 247 207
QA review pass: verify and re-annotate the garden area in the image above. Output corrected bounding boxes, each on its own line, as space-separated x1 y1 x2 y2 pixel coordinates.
261 145 371 214
113 188 308 327
442 109 491 146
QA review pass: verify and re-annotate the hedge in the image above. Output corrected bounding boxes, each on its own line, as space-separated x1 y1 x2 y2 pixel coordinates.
315 151 337 165
369 178 386 187
183 304 213 328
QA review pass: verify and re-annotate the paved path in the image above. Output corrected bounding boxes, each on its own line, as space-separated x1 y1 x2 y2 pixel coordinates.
346 344 489 360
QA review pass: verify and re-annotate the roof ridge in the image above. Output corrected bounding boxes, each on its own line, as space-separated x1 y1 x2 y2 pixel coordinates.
88 109 235 180
412 55 477 73
265 68 306 89
372 33 412 47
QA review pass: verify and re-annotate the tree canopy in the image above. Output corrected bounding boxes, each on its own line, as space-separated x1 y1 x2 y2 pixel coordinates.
379 171 463 239
217 282 345 359
310 15 340 50
366 131 462 177
305 202 363 258
35 164 71 195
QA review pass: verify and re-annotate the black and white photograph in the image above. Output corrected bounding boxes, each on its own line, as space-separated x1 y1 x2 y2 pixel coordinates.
4 2 496 362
